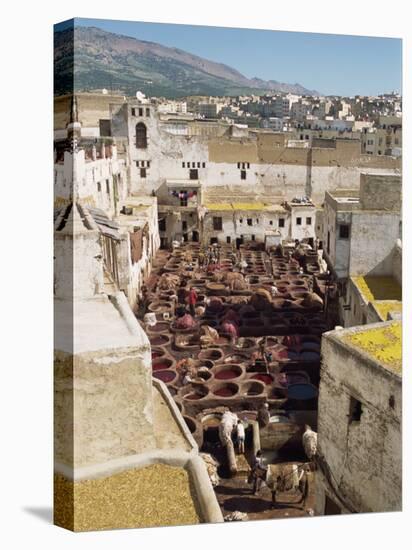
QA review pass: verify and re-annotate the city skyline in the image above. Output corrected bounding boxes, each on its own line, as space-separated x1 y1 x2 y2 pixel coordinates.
58 17 402 97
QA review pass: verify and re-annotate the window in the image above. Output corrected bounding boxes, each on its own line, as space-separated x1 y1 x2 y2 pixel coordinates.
99 119 111 136
138 107 143 116
237 162 241 169
339 224 350 239
241 170 247 180
239 218 243 224
182 162 185 168
197 162 201 168
306 217 312 225
226 236 231 244
256 219 259 224
296 217 302 225
202 162 206 168
159 218 166 232
247 162 250 169
247 219 252 226
213 217 223 231
140 168 147 178
269 220 273 225
251 234 255 241
192 162 196 168
106 179 110 194
349 396 362 423
97 182 101 192
279 218 285 228
136 123 147 149
182 221 187 231
147 161 150 168
146 108 150 117
131 108 136 116
189 169 198 180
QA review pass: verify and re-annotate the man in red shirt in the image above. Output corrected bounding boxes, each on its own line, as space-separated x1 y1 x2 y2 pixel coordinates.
187 287 198 316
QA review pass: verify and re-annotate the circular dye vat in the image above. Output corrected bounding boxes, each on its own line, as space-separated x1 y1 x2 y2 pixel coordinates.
148 322 170 333
201 413 222 428
251 373 274 385
151 348 165 360
214 364 243 381
149 334 170 346
287 383 318 400
184 388 209 400
300 351 320 362
199 348 224 362
212 382 239 398
242 381 265 396
153 370 176 384
152 358 173 371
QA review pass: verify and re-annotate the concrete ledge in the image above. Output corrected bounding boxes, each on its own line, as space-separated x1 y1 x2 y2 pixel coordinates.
152 377 198 451
55 449 224 524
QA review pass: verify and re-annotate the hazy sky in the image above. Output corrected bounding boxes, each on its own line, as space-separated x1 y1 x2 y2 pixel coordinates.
58 18 402 96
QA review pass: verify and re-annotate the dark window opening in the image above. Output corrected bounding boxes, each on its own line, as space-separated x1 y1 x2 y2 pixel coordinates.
131 108 136 116
197 162 201 168
158 218 166 232
210 237 218 245
241 170 247 180
339 224 350 239
247 162 250 169
226 236 231 244
99 119 111 137
189 169 198 180
147 161 150 168
296 217 302 225
251 234 255 241
213 217 223 231
389 395 395 409
202 162 206 168
182 162 185 168
182 221 187 231
97 182 101 192
237 162 241 169
136 123 147 149
247 219 252 226
306 217 312 225
106 179 110 194
239 218 243 224
138 107 143 116
349 396 363 423
140 168 147 178
279 218 285 228
146 108 150 117
192 162 196 168
269 220 273 225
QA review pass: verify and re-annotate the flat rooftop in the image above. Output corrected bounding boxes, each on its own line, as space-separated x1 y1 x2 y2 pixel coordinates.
342 321 402 376
351 275 402 322
204 201 286 212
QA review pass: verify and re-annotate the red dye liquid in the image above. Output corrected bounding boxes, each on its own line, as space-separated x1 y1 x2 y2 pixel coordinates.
152 361 171 371
215 369 239 380
153 370 175 383
151 351 164 359
150 336 168 346
186 392 204 400
251 374 273 385
214 387 236 397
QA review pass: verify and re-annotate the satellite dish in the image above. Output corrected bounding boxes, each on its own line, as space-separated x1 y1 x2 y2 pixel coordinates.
102 88 108 95
136 91 146 100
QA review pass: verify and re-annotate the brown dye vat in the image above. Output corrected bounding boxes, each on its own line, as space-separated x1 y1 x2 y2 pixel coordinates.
241 380 265 397
149 334 171 346
153 370 177 384
151 348 166 360
251 373 274 385
201 413 222 428
147 322 170 333
152 358 174 371
214 364 243 381
212 382 239 398
291 279 305 286
235 337 256 350
182 386 209 401
199 348 224 362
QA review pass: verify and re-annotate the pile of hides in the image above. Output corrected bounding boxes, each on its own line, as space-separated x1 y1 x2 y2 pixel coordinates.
200 453 220 487
200 325 220 346
175 313 196 330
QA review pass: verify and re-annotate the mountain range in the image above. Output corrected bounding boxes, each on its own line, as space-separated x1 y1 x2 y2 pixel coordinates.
54 26 320 97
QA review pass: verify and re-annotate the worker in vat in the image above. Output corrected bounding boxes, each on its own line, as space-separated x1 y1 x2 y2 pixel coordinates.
187 286 198 317
236 419 245 455
250 450 267 495
257 403 270 428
